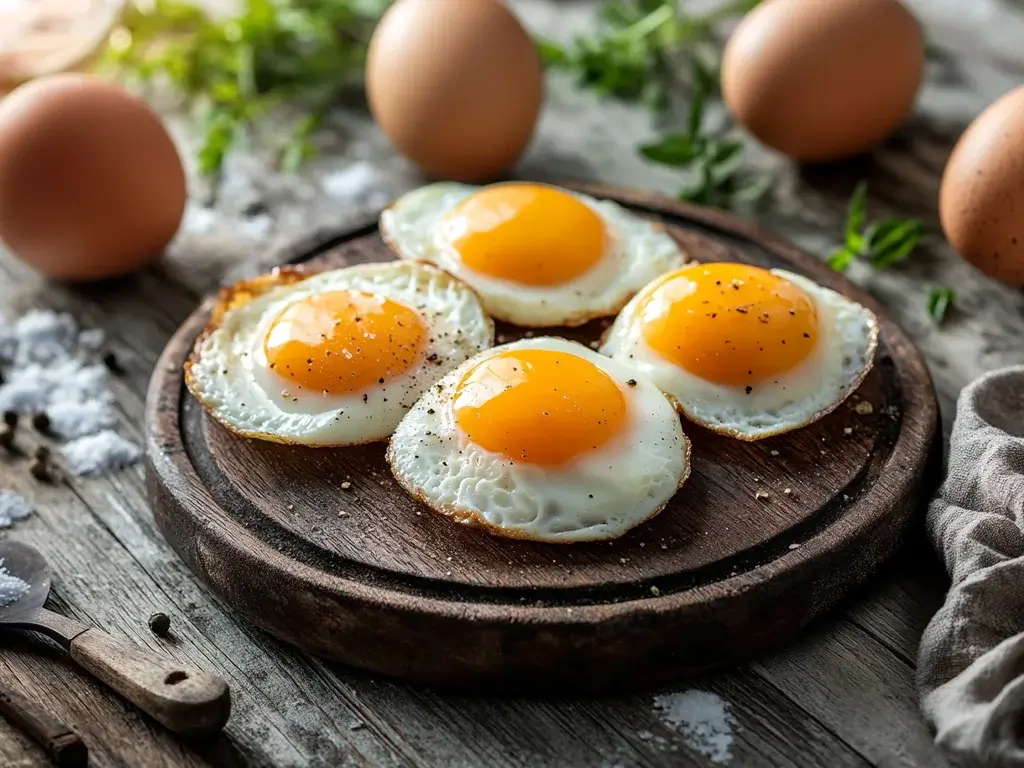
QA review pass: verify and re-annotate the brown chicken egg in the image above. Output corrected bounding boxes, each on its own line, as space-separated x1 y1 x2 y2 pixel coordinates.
366 0 543 181
722 0 924 161
940 87 1024 286
0 73 186 280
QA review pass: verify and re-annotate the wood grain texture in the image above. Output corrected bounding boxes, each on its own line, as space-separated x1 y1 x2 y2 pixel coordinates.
69 627 230 737
0 684 87 767
7 0 1024 762
146 184 940 688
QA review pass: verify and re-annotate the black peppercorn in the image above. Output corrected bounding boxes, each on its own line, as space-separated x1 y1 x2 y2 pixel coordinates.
2 411 16 428
0 424 14 451
33 446 50 463
28 458 49 482
102 351 123 374
31 412 50 434
148 613 171 636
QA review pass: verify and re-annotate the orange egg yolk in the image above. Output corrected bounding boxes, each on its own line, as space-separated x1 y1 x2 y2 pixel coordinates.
445 183 608 286
639 263 819 388
453 349 627 466
263 290 426 395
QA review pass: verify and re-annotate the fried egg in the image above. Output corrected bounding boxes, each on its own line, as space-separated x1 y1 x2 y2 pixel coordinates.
379 182 688 327
387 337 690 542
185 261 494 446
600 263 878 440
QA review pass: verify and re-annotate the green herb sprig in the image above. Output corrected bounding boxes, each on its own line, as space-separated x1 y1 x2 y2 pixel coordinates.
928 288 955 325
638 64 769 208
827 182 924 271
103 0 389 176
539 0 760 111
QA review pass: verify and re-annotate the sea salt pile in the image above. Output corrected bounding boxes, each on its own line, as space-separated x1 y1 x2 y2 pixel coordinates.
320 162 392 209
0 490 32 528
0 309 141 476
0 558 29 608
653 690 736 764
61 430 142 477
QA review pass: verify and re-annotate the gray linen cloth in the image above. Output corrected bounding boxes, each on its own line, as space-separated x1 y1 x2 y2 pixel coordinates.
919 365 1024 767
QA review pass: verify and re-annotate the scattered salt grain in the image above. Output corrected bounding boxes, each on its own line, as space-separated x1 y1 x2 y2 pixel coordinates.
181 203 218 235
238 213 274 240
61 430 141 476
0 491 32 528
770 450 779 456
754 489 769 500
788 543 801 550
653 690 736 764
0 559 29 608
46 399 116 439
843 427 853 435
783 488 792 496
321 162 392 209
854 401 874 415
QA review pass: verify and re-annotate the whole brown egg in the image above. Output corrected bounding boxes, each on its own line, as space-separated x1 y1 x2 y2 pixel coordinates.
940 87 1024 286
366 0 543 181
0 74 186 280
722 0 924 162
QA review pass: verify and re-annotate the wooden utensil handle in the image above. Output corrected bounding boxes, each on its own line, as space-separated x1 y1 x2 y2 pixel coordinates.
0 684 87 767
69 628 230 737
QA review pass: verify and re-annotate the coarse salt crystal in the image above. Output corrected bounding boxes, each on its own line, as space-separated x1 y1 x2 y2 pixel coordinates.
321 162 391 208
46 399 116 439
653 690 736 764
0 559 28 608
238 213 274 240
61 430 141 476
0 491 32 528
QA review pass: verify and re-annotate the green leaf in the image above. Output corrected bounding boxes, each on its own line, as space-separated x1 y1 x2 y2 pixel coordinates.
865 218 923 268
731 174 773 206
686 60 707 139
928 288 955 324
826 247 857 272
710 140 743 165
640 135 701 166
536 38 567 65
845 181 869 250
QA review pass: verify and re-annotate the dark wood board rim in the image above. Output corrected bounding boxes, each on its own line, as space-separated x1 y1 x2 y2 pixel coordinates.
146 182 941 686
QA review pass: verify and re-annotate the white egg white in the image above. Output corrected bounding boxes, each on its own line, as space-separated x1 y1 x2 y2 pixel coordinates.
387 337 690 543
600 269 879 440
379 182 689 327
186 261 494 446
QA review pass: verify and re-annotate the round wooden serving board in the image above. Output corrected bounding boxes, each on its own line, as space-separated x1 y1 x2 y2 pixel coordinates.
146 183 941 690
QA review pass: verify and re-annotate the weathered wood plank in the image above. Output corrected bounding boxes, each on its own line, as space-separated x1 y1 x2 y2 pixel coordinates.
8 0 1024 763
754 619 950 767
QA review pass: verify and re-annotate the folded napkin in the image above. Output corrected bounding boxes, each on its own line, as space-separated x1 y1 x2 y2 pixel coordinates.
919 365 1024 767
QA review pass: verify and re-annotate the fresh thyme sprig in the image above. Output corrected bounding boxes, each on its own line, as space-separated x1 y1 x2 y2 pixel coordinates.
638 64 769 208
539 0 760 110
827 182 924 271
103 0 389 176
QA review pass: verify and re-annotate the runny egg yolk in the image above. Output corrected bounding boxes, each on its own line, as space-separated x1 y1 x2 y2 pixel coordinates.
263 290 426 395
453 349 627 466
639 263 819 388
445 184 608 286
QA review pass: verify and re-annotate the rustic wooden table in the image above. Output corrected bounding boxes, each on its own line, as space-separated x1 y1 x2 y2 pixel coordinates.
0 0 1019 765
